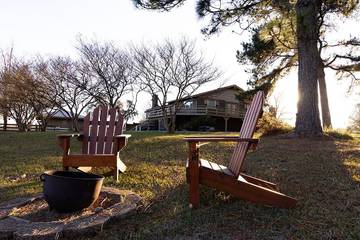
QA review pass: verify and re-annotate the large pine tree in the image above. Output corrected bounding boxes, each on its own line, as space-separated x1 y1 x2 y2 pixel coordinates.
237 1 360 130
133 0 360 137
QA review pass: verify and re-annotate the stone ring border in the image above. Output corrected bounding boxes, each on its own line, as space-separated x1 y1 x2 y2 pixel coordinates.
0 187 142 240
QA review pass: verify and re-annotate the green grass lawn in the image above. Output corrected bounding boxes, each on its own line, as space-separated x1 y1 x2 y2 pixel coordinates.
0 131 360 239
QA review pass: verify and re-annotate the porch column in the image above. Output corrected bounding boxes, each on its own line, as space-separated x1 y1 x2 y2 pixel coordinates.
224 117 229 132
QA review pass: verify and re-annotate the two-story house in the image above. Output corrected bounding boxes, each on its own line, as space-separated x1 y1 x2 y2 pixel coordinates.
144 85 248 131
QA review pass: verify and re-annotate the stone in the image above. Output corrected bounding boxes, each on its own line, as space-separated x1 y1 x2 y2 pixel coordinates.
102 187 142 205
124 194 142 205
101 187 127 203
0 188 141 239
0 217 29 240
103 203 137 224
62 214 110 238
14 222 64 240
102 187 132 196
94 207 103 213
0 209 11 220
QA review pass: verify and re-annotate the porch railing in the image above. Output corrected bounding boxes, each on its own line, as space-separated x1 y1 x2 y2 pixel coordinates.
145 106 246 119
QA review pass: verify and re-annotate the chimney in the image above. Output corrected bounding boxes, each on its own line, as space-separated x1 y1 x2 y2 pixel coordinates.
152 94 159 108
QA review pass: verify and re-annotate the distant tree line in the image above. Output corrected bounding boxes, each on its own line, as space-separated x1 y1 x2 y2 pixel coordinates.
0 38 220 133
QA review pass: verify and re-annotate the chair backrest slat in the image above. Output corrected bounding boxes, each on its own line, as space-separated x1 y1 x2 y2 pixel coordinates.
89 107 100 154
82 114 90 154
113 111 124 154
104 108 117 154
228 91 264 176
97 106 108 154
115 113 124 136
82 106 124 155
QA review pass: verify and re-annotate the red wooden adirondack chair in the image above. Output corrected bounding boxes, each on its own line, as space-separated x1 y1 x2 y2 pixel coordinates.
185 91 297 208
57 106 130 181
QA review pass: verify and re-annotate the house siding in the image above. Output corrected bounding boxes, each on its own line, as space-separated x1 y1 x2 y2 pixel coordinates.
206 89 240 103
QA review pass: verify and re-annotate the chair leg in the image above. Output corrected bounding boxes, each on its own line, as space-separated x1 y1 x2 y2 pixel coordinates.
114 168 119 182
189 179 200 208
186 163 200 208
188 142 200 208
117 157 127 173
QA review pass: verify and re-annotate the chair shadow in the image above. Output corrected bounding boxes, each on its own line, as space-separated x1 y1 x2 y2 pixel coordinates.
1 133 359 239
95 136 360 240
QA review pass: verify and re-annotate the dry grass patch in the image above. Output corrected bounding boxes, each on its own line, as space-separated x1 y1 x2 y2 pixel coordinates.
0 131 360 239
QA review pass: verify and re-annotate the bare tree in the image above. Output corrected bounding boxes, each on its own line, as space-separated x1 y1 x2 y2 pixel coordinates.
120 100 138 126
77 39 136 108
39 57 95 131
133 38 221 133
349 103 360 133
0 48 15 130
0 51 61 132
0 59 38 131
268 91 286 120
31 58 61 131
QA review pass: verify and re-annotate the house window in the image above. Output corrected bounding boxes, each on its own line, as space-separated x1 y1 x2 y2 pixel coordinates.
206 99 217 109
183 100 194 109
226 103 237 112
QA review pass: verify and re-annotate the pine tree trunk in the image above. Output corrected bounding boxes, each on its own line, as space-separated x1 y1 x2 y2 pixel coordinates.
295 0 323 137
318 62 332 129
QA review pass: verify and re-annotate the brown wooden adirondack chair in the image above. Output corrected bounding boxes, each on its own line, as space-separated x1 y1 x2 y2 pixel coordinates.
185 91 297 208
57 106 130 181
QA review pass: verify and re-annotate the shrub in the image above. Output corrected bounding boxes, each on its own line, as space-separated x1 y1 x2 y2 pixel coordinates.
256 112 292 136
180 116 216 131
324 129 354 140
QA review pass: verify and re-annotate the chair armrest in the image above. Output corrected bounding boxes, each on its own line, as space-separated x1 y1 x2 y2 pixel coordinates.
113 134 131 153
114 134 131 139
184 136 259 151
57 133 83 155
184 136 258 143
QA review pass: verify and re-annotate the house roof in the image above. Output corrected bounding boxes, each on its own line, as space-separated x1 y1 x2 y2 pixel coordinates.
167 84 244 104
49 109 85 120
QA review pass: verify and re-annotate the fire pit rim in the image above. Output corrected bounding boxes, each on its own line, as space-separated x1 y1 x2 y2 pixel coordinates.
40 170 104 182
0 187 142 240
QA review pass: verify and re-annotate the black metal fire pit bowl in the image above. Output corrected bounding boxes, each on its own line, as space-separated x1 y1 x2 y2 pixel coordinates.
40 170 104 213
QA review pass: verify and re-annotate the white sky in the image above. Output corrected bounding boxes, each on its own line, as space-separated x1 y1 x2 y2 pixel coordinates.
0 0 359 128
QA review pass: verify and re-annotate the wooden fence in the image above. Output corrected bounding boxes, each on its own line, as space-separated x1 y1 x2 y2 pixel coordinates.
0 124 69 132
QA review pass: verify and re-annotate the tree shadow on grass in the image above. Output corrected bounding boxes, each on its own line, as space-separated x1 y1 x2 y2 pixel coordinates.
90 136 360 240
0 181 41 202
1 133 360 239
